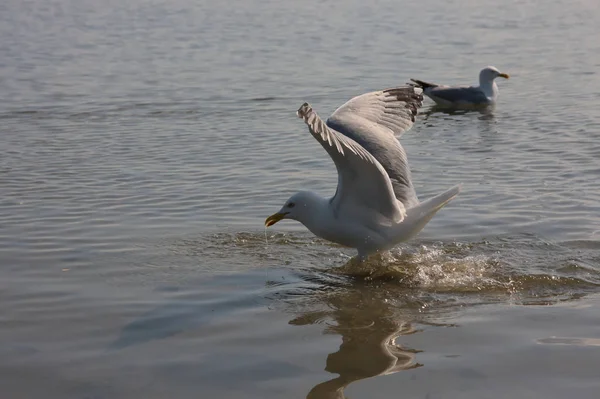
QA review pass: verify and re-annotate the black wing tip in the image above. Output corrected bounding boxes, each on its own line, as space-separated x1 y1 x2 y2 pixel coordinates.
383 86 424 101
297 102 313 118
409 78 438 89
382 86 424 122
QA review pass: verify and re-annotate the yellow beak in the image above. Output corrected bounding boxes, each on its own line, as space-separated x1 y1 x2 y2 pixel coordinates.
265 212 288 227
498 73 510 79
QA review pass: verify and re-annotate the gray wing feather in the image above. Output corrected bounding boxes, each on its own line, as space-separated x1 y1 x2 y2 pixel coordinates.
297 103 405 224
428 86 489 104
325 86 422 208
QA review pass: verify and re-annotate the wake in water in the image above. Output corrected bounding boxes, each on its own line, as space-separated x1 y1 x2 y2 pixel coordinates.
169 231 600 304
113 231 600 352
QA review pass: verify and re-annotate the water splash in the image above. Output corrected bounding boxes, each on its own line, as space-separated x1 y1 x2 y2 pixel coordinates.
169 231 600 304
330 244 501 293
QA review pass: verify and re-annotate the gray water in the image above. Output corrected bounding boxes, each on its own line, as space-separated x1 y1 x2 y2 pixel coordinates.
2 0 600 397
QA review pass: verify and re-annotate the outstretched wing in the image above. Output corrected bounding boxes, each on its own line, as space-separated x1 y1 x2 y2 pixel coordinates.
297 103 405 225
325 86 423 208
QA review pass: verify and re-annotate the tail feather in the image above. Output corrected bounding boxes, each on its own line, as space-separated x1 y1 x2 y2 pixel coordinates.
409 78 439 90
417 184 461 214
391 184 461 243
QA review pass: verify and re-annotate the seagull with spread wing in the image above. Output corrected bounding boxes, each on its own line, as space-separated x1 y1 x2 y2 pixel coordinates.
265 86 461 260
410 66 509 108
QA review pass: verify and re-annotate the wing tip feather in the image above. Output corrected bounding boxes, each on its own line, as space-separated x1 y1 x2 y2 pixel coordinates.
297 102 313 119
382 86 424 115
381 86 424 122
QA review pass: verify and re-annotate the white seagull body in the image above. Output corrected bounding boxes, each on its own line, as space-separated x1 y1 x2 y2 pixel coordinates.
265 86 461 260
410 66 509 108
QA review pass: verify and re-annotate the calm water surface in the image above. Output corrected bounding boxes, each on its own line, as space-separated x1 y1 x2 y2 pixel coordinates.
1 0 600 397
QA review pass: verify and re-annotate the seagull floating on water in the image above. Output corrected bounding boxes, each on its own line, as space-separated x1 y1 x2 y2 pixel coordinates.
410 66 509 108
265 86 461 260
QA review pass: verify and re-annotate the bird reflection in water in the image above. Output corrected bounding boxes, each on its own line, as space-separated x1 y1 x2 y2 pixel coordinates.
288 285 424 399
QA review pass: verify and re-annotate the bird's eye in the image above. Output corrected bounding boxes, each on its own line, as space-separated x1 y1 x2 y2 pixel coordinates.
287 202 295 208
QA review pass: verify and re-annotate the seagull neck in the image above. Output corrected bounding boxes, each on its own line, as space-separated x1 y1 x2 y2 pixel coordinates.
298 195 337 239
478 78 498 97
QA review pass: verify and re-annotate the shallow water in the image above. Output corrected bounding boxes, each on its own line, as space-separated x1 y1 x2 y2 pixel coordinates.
1 0 600 397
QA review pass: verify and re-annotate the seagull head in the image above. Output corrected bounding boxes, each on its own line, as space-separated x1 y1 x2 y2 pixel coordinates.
265 191 321 227
479 66 510 84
